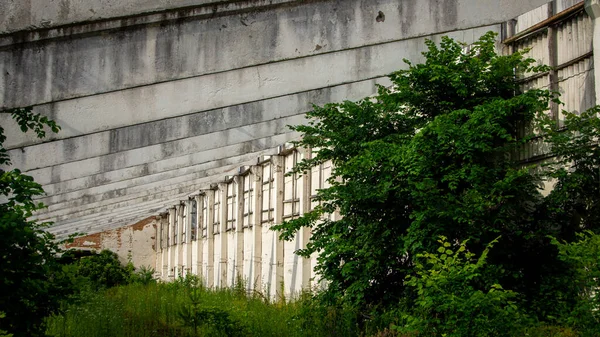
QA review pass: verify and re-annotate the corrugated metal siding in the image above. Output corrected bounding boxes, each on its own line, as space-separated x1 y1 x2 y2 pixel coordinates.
507 0 594 161
558 58 595 125
556 10 592 65
556 0 584 13
515 3 550 33
515 1 584 33
513 31 551 79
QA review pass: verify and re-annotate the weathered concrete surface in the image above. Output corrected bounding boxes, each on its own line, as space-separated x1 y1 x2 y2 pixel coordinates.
0 0 227 34
66 216 156 267
0 0 556 243
1 0 551 35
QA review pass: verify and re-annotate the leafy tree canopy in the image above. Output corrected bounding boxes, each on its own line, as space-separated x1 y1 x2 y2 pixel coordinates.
0 107 65 337
274 31 600 323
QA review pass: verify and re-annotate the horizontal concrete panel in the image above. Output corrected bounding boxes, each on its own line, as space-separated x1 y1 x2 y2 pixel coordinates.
8 77 384 172
51 205 174 238
2 25 498 149
40 134 290 197
43 161 248 224
0 0 551 37
45 165 248 236
35 134 295 219
0 0 286 34
1 0 548 110
0 0 399 108
35 116 304 206
22 114 300 187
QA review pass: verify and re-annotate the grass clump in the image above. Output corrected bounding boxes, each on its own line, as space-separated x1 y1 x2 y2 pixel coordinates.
45 275 356 337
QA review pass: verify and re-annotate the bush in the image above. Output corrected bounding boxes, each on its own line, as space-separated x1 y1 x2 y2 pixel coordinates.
392 237 528 337
551 232 600 335
75 250 134 290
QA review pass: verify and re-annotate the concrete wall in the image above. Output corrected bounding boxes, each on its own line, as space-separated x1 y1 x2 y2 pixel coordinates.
1 0 550 34
67 216 157 268
0 0 555 242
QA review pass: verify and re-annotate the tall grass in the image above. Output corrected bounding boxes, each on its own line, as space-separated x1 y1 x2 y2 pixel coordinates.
45 278 358 337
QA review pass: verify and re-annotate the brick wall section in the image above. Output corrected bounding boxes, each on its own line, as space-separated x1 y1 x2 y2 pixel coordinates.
66 216 157 268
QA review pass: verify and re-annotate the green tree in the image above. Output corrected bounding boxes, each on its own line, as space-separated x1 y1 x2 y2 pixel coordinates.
275 31 599 322
0 107 64 337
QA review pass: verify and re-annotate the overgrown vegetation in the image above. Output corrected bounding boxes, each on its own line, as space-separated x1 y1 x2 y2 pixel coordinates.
274 31 600 335
0 107 64 337
45 274 359 337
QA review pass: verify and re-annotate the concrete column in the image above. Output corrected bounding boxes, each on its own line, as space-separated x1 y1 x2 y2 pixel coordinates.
177 203 184 277
161 214 169 280
168 207 176 279
156 214 162 276
195 194 203 277
585 0 600 104
299 148 312 290
206 189 215 287
219 182 228 288
185 198 193 275
251 165 263 291
235 175 245 283
272 155 285 299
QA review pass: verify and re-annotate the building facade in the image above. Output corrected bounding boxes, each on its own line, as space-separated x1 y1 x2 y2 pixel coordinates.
2 0 598 296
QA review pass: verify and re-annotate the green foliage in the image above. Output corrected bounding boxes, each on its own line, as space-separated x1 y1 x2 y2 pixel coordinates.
275 31 600 330
75 250 134 290
46 282 351 337
393 237 527 337
292 291 359 336
130 265 157 286
519 325 579 337
274 31 554 309
551 232 600 335
178 286 245 337
0 313 13 337
0 107 65 337
545 107 600 235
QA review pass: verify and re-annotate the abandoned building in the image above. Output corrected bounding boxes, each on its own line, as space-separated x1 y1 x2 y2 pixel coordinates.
0 0 597 298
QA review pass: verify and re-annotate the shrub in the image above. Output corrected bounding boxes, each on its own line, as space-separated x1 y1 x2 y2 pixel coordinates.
551 232 600 335
392 237 528 337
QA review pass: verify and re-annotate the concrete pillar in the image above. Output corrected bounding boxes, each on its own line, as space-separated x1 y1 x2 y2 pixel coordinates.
195 194 203 278
206 189 215 287
585 0 600 104
299 148 312 290
272 155 285 299
177 203 184 278
251 165 263 291
168 207 176 279
156 214 162 276
219 182 228 288
235 175 245 283
161 214 168 280
185 198 193 276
